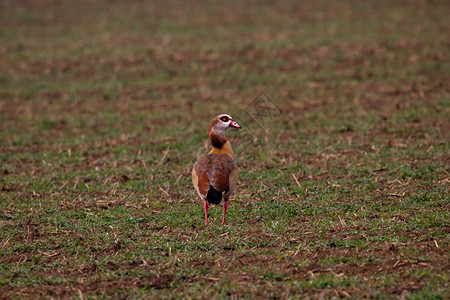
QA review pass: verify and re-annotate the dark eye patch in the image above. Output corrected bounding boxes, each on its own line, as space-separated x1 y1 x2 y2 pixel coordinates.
220 116 229 122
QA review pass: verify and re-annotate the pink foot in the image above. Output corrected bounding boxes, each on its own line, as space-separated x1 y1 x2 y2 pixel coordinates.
222 201 228 225
204 200 209 225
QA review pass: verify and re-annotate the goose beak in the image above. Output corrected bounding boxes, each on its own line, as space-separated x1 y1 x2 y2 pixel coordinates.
229 119 241 129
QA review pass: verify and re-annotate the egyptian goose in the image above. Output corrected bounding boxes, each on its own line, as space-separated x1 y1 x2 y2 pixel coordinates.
192 114 241 225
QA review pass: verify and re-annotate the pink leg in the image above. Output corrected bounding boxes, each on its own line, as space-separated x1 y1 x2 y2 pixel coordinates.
222 201 228 225
204 200 209 225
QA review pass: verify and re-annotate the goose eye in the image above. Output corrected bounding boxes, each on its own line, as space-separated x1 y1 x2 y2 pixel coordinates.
220 116 229 122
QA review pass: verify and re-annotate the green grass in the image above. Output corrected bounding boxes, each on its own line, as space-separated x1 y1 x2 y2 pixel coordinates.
1 0 449 298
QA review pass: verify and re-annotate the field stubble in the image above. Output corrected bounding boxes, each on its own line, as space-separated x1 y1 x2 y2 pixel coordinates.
0 0 449 298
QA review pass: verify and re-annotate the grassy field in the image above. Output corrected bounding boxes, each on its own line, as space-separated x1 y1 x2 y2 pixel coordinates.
1 0 449 298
